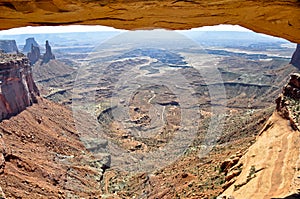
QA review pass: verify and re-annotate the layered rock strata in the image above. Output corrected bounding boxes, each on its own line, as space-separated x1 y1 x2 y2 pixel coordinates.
0 53 39 121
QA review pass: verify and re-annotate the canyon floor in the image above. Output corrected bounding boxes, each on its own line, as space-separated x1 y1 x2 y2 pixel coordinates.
0 30 299 198
0 98 104 198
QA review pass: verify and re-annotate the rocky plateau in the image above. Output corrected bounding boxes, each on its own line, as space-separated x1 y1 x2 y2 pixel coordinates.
0 41 18 54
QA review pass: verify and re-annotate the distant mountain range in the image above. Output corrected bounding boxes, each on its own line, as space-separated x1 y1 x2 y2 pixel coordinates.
0 31 120 50
0 30 293 51
180 31 291 47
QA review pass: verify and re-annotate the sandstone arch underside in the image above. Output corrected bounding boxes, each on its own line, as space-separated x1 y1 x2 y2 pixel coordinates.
0 0 300 43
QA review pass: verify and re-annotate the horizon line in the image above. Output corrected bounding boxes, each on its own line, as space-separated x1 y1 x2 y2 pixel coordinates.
0 24 252 35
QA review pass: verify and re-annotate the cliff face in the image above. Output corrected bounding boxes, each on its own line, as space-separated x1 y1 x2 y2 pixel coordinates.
27 44 41 65
0 40 18 53
0 53 39 121
220 73 300 199
23 37 39 53
276 73 300 130
291 44 300 69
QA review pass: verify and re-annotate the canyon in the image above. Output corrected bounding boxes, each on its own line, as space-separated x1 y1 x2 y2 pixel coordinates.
0 51 111 198
0 4 299 195
0 29 295 198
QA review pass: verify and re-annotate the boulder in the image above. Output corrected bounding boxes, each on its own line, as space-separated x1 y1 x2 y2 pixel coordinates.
220 156 240 173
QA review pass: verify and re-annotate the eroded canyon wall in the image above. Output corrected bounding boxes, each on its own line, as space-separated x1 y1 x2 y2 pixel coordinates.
0 53 39 121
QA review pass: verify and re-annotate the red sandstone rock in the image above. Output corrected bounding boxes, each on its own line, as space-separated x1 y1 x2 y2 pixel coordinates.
0 53 39 121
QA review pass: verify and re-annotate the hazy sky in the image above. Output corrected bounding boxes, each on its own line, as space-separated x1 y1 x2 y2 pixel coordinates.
0 24 251 35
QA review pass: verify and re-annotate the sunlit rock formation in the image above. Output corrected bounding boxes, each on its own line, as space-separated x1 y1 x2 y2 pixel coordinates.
219 73 300 199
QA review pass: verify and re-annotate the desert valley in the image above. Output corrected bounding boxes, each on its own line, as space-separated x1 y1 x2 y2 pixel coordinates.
0 26 299 199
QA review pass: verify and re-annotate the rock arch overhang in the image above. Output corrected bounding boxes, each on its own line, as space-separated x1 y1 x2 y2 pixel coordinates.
0 0 300 43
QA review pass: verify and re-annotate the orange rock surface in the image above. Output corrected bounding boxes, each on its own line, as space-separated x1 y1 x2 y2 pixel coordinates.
0 0 300 43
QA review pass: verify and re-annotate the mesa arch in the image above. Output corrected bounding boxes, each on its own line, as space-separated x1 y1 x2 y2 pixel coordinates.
0 0 300 43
